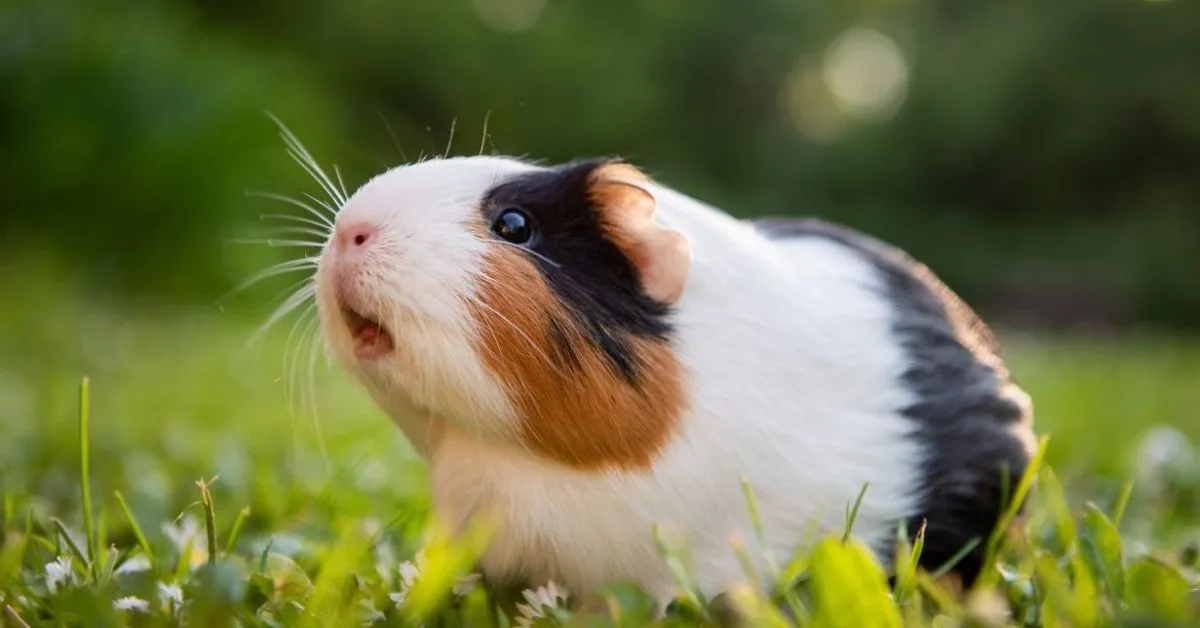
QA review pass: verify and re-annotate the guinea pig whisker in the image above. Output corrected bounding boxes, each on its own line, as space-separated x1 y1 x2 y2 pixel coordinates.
251 282 317 347
492 240 560 268
444 117 457 159
283 304 316 410
234 275 315 341
272 275 318 303
303 193 340 219
424 125 438 160
267 278 318 326
259 212 333 233
303 314 331 474
268 112 348 207
478 110 491 156
231 238 326 249
374 107 409 164
223 257 319 302
281 305 320 475
287 148 345 208
249 225 333 241
333 165 349 203
280 302 307 402
246 191 334 229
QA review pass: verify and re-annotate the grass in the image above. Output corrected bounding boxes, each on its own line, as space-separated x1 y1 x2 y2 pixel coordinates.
1 279 1199 626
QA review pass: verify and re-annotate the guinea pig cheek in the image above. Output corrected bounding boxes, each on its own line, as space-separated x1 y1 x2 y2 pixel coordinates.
468 247 688 471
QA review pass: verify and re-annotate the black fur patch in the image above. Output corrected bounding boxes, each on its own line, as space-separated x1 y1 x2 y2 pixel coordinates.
482 160 673 383
753 217 1033 588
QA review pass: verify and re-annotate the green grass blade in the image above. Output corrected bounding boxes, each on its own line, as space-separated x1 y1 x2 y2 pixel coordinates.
175 537 195 581
915 572 962 618
729 534 762 590
50 518 88 568
1111 478 1134 528
842 483 869 543
741 476 775 575
651 523 710 620
224 506 251 556
78 376 97 579
1127 556 1191 620
3 482 13 531
96 508 108 571
0 521 30 590
113 490 156 568
259 539 274 573
1080 503 1125 602
4 604 32 628
1040 466 1077 551
99 545 123 585
196 477 219 566
892 519 925 603
30 535 58 555
975 434 1049 591
928 537 981 580
808 536 901 628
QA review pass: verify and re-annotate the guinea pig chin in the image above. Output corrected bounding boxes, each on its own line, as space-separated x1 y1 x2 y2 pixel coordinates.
314 262 520 438
314 281 392 364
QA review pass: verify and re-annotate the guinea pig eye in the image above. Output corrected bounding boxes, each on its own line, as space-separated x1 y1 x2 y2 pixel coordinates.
492 208 535 245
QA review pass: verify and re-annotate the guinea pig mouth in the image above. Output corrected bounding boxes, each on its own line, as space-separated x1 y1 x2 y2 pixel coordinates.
341 306 394 359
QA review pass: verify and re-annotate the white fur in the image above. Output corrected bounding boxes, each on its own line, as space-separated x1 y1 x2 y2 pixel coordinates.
317 157 539 444
316 157 925 607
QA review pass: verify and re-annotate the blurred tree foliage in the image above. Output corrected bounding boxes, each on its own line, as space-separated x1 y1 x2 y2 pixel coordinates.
1 0 1197 328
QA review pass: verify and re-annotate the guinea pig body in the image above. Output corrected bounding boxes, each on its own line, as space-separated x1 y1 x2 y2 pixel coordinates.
313 156 1036 607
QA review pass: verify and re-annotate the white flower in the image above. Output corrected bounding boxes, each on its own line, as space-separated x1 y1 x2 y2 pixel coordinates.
161 515 208 570
453 573 481 597
514 581 569 628
357 599 386 624
114 596 150 613
389 549 427 609
373 544 398 584
357 459 388 491
253 533 307 560
157 581 184 608
115 554 153 576
388 552 477 615
44 555 75 593
398 550 426 590
1136 425 1195 485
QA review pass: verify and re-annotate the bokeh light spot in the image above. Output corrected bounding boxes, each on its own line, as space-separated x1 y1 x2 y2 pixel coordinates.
783 60 847 143
473 0 548 33
821 27 908 121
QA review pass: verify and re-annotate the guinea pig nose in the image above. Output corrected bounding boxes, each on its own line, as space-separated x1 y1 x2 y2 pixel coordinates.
336 221 377 250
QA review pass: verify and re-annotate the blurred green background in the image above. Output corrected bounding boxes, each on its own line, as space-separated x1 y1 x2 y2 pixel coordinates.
4 0 1200 326
1 0 1199 547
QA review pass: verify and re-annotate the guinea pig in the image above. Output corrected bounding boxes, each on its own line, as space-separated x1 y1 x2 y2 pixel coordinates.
311 155 1037 609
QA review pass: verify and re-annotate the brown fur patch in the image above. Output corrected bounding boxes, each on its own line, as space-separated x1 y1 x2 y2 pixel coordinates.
470 244 688 471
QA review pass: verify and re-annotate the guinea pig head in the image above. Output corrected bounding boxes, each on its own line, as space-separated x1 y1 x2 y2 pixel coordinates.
315 156 692 469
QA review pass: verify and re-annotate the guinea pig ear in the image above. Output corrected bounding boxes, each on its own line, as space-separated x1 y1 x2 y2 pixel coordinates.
589 162 693 305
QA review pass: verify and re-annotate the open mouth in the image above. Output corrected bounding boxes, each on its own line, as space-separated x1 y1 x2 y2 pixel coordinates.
341 305 395 359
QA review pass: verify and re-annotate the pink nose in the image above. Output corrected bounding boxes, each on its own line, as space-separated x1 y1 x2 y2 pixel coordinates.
336 221 376 251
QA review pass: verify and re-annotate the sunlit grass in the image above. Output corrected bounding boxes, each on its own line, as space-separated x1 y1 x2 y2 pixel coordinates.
1 280 1198 625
